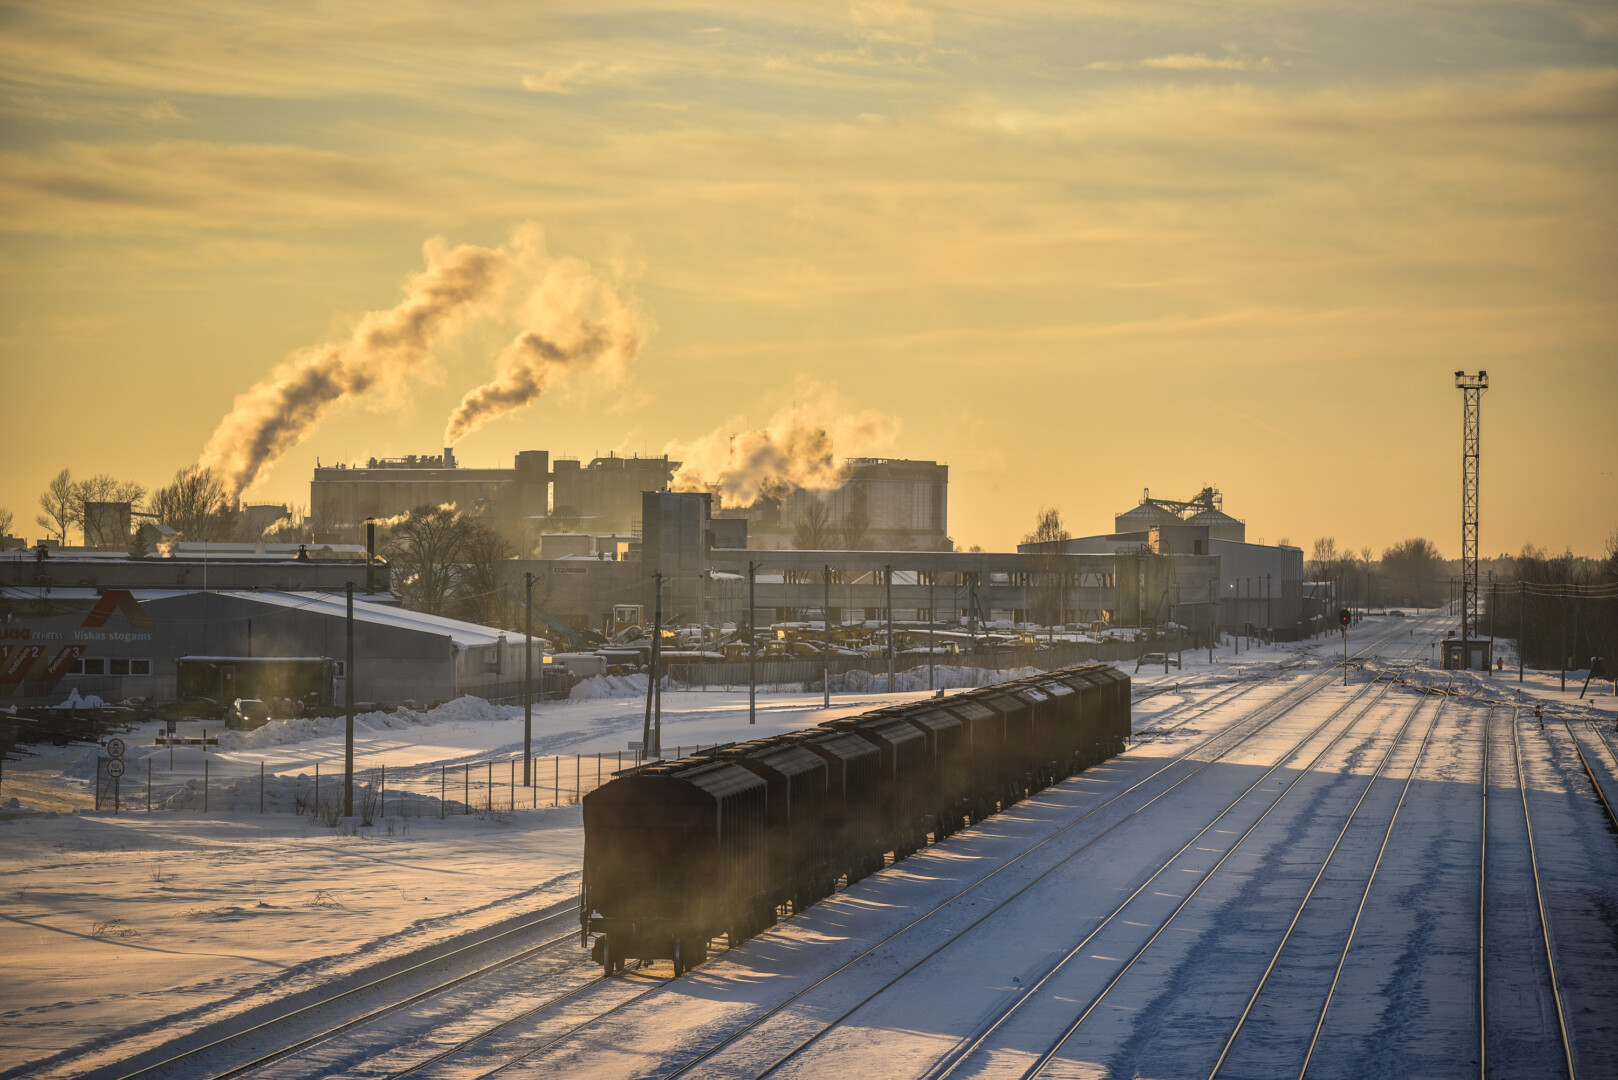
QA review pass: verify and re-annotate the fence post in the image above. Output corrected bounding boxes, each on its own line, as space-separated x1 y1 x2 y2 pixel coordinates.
261 761 265 814
315 763 319 819
554 755 559 807
441 765 445 819
509 758 514 812
204 758 209 814
487 760 493 812
575 754 580 802
598 752 602 789
464 763 469 815
380 763 386 818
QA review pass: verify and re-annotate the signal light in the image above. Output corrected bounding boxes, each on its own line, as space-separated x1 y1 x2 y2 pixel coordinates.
1339 608 1351 628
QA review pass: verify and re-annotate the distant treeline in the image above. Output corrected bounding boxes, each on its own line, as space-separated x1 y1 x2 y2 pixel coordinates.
1484 546 1618 671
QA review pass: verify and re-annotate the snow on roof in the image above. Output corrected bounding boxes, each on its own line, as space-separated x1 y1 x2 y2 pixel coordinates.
216 591 510 650
0 587 196 602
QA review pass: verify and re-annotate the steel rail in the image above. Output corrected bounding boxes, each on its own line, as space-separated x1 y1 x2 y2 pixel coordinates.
1565 719 1618 833
109 904 580 1080
1205 677 1450 1080
1511 707 1578 1080
926 644 1428 1080
1291 680 1452 1078
688 626 1426 1080
1018 672 1439 1080
1479 705 1490 1080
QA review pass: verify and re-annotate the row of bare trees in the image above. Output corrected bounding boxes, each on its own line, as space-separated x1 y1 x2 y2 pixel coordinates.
379 503 513 625
23 465 258 550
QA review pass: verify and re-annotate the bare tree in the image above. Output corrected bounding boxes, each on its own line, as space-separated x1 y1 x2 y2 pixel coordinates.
792 498 836 550
384 504 473 615
36 468 77 543
1022 507 1070 627
453 523 514 627
1380 537 1444 607
149 466 237 541
0 506 14 537
840 486 871 551
76 473 146 547
1308 536 1341 581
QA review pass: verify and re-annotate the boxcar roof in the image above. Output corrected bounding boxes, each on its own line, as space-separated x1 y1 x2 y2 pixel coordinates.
739 742 829 779
939 698 997 722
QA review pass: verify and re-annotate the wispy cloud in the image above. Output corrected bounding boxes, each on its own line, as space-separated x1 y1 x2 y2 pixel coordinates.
1139 53 1274 71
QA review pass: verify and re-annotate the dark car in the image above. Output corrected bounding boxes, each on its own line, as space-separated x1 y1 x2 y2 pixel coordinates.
225 698 272 730
156 695 224 721
1388 610 1406 618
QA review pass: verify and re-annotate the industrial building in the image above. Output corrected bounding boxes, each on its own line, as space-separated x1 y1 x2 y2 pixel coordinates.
720 458 951 552
0 587 528 707
1023 488 1313 636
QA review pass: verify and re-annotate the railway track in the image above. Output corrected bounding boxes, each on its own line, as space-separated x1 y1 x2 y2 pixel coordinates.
924 667 1437 1080
99 899 585 1080
495 621 1431 1079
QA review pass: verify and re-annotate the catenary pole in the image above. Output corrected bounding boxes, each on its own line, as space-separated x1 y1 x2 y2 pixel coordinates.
885 564 895 692
928 577 935 692
524 572 533 786
652 571 662 757
748 561 756 725
1519 580 1525 683
344 581 354 818
823 565 831 708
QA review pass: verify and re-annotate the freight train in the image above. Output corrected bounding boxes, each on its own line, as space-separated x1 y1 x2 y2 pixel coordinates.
579 663 1131 976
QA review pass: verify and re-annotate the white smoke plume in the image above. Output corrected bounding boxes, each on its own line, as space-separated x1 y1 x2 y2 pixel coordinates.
444 254 645 445
668 398 900 508
259 516 297 538
200 237 515 497
368 501 458 529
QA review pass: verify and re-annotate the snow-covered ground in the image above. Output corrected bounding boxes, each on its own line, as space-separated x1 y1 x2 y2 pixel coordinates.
2 613 1613 1078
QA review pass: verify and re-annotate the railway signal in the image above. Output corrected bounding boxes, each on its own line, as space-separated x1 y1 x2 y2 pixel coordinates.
1339 608 1351 684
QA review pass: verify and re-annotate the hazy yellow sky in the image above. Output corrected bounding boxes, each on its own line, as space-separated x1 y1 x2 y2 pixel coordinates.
2 1 1614 557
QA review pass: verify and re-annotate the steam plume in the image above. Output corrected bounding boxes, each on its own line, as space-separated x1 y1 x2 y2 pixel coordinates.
200 239 512 497
669 399 899 508
444 259 644 445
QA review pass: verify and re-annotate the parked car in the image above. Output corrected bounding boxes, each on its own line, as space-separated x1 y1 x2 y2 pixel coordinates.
1388 610 1406 618
156 695 224 721
225 698 272 730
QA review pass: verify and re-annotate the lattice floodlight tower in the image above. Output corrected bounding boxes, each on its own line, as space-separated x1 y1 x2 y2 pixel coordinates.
1455 371 1488 663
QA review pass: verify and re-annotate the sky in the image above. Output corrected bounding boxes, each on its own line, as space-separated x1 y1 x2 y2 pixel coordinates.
1 0 1614 558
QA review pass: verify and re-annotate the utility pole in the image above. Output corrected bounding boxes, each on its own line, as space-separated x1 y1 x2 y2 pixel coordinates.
1519 580 1525 683
1209 577 1216 662
524 572 533 785
823 564 831 708
885 563 895 692
1560 587 1567 693
748 561 756 725
928 576 936 692
652 572 663 756
1488 578 1496 675
344 581 354 818
1452 367 1485 668
640 571 662 756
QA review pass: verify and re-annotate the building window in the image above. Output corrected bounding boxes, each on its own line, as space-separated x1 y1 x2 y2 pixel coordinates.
110 658 130 676
333 661 346 677
73 658 106 675
131 659 151 676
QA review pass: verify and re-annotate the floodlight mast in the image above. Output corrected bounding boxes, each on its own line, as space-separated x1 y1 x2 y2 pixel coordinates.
1455 370 1488 666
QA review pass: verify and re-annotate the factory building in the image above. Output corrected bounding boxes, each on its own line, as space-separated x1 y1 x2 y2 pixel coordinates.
0 587 527 707
722 458 951 552
550 454 678 534
309 449 675 545
1027 487 1312 637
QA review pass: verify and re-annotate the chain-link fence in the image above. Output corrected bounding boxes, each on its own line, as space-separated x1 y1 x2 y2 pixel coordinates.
90 746 722 819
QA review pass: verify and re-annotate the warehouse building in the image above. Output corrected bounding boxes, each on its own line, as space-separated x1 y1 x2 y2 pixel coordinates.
0 587 531 708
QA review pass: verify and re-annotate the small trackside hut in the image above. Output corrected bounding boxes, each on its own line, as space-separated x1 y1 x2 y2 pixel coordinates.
578 662 1132 976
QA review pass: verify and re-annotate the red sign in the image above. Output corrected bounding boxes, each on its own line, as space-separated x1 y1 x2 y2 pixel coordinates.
81 590 154 629
1 645 47 686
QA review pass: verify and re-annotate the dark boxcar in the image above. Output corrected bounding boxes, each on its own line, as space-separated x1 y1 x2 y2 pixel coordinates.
715 739 832 914
940 696 1010 820
1053 668 1109 769
784 729 884 885
1033 677 1079 778
904 706 971 837
822 713 929 860
981 690 1036 800
1084 664 1132 753
581 759 767 975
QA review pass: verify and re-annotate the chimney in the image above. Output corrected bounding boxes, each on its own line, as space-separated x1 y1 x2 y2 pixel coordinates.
443 446 457 469
366 521 376 594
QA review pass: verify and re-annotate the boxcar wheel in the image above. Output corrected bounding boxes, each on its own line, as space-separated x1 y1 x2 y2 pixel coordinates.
672 938 684 977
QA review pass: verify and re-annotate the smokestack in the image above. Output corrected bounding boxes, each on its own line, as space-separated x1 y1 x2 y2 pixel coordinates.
366 521 376 594
444 446 457 469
